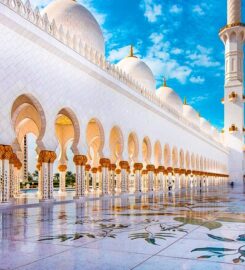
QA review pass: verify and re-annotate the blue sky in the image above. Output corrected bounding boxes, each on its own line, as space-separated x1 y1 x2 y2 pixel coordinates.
34 0 244 129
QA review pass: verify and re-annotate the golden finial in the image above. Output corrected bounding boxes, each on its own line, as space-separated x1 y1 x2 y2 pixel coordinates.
129 45 134 57
183 97 187 105
163 77 167 87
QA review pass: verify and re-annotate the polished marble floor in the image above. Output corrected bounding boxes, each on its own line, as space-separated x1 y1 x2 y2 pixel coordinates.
1 185 245 270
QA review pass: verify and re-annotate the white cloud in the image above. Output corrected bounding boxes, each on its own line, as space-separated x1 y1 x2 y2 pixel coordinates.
193 5 205 16
171 48 183 55
189 94 208 105
108 45 139 62
187 45 220 68
170 5 183 14
140 0 162 23
143 32 192 84
190 76 205 84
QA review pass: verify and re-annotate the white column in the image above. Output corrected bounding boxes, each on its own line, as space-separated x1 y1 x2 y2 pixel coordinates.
120 161 128 194
91 168 97 192
134 163 143 193
58 164 67 195
100 158 110 196
39 150 56 202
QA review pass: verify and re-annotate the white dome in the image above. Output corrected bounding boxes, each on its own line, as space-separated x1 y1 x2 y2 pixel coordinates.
200 117 211 134
156 85 183 113
43 0 105 55
117 55 156 92
183 104 199 126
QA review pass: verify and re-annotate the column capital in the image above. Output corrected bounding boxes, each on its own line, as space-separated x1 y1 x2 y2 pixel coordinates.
58 164 67 172
0 145 13 160
115 168 121 174
158 166 165 173
73 155 87 166
85 164 91 171
100 158 110 168
110 164 117 171
9 153 17 165
174 168 180 174
119 160 129 169
134 163 143 170
39 150 57 164
91 167 97 173
146 164 155 172
167 167 173 173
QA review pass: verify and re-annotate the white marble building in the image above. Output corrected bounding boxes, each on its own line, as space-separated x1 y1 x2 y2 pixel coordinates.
0 0 243 203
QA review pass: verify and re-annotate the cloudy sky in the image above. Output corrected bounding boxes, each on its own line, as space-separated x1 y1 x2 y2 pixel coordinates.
31 0 245 129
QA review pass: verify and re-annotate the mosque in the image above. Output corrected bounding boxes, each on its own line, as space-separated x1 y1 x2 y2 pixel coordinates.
0 0 244 204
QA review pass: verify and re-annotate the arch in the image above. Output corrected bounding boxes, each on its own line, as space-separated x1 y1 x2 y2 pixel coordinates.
142 136 151 164
163 144 171 167
179 149 184 169
172 146 178 168
128 132 139 163
11 94 46 150
55 107 80 154
86 118 105 166
154 140 162 167
109 126 124 163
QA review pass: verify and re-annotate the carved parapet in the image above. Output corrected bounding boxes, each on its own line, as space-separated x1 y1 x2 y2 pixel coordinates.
134 163 143 170
58 164 67 172
119 161 129 169
146 164 155 172
85 164 91 171
158 166 165 173
73 155 87 166
100 158 110 168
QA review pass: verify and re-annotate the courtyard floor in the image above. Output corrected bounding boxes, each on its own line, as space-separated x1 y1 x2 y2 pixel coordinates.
1 185 245 269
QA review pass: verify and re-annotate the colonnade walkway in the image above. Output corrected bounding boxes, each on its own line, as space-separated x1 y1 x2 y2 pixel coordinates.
1 183 245 269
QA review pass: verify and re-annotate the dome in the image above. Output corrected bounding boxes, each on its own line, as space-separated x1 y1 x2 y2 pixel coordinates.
43 0 105 55
200 117 211 134
156 81 183 113
183 99 199 126
117 47 156 92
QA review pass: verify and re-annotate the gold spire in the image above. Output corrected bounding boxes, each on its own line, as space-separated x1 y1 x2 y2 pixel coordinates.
183 97 187 105
163 77 167 87
129 45 134 57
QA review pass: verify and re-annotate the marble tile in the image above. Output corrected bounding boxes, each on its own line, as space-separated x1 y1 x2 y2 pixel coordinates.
0 240 73 269
16 247 151 270
134 256 245 270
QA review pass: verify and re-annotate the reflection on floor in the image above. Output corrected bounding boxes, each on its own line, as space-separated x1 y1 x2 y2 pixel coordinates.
1 185 245 269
